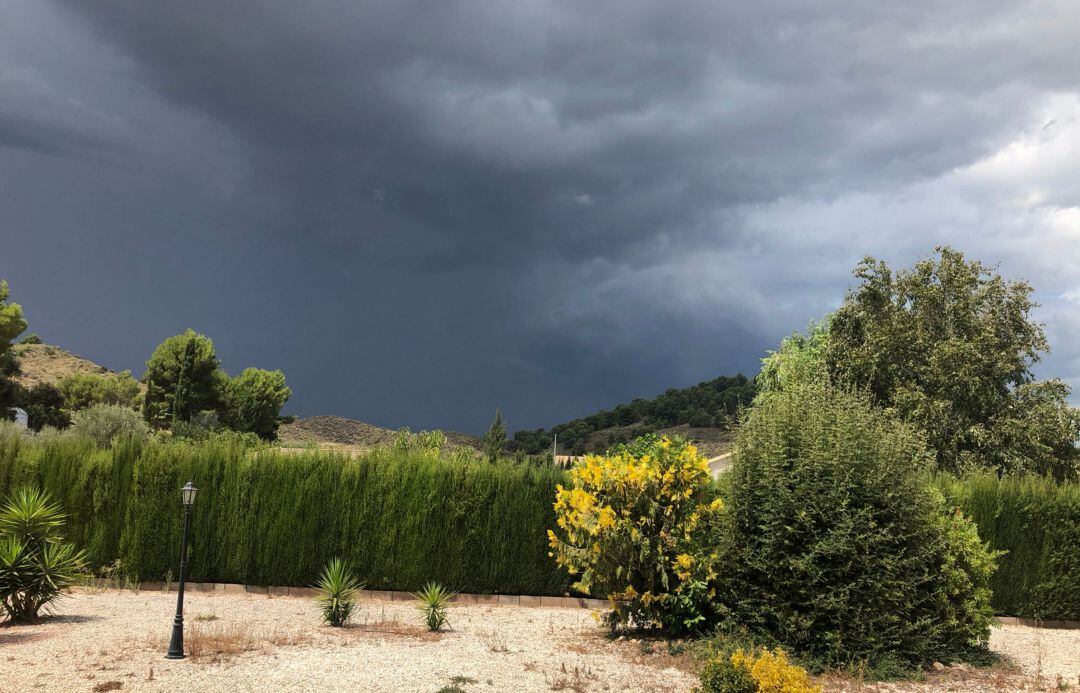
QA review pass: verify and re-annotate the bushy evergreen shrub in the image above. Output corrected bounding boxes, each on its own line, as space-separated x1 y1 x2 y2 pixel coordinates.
721 385 997 670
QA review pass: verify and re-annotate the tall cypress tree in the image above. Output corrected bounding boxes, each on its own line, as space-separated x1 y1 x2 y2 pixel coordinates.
482 408 507 462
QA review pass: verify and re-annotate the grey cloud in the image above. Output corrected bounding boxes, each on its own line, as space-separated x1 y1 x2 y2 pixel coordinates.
0 0 1077 431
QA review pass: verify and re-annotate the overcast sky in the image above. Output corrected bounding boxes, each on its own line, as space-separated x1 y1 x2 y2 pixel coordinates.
2 1 1079 433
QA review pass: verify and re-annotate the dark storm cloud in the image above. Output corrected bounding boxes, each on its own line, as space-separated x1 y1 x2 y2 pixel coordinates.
3 0 1080 431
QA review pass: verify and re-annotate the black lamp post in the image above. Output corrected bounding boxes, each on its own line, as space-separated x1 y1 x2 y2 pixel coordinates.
165 480 198 660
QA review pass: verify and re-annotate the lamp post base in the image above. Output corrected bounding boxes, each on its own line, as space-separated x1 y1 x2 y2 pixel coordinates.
165 617 185 659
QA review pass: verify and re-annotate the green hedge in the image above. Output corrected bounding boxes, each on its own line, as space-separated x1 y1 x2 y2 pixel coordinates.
0 431 571 595
935 473 1080 620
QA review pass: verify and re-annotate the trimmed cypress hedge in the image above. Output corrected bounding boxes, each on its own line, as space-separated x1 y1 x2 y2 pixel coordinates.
0 431 570 595
935 473 1080 620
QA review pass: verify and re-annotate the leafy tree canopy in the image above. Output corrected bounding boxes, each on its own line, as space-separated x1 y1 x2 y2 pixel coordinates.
827 246 1079 478
57 372 141 411
756 318 831 398
0 281 28 414
143 329 221 426
220 367 291 439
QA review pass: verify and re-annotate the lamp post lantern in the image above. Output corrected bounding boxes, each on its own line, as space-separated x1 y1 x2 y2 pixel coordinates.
165 481 197 660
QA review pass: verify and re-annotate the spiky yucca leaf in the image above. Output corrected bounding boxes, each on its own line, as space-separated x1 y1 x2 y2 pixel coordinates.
0 487 87 622
413 582 456 631
315 558 363 627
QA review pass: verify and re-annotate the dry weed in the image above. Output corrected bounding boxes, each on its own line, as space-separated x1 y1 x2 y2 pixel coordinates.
545 661 598 692
482 629 510 653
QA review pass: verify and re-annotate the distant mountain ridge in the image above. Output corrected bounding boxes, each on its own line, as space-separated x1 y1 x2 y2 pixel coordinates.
511 374 756 457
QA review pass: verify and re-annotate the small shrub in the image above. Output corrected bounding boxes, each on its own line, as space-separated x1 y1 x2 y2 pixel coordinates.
0 487 87 621
316 558 363 627
414 581 455 631
548 435 724 634
699 647 821 693
70 404 150 447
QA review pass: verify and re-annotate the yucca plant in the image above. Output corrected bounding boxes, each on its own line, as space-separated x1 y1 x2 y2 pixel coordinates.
315 558 363 627
413 582 456 631
0 487 87 622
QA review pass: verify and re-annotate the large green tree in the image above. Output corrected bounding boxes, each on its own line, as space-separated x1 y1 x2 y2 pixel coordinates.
220 368 291 439
143 330 221 426
0 281 28 414
827 247 1080 478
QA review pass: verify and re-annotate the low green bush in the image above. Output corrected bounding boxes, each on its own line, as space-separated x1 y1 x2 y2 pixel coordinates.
69 404 150 447
720 385 997 671
934 473 1080 620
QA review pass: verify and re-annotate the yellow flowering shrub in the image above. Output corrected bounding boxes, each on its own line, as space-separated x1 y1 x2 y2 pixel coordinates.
731 649 820 693
547 435 723 633
699 646 821 693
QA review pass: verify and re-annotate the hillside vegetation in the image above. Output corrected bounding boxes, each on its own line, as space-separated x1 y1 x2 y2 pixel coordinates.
11 343 131 390
511 374 755 456
278 414 481 451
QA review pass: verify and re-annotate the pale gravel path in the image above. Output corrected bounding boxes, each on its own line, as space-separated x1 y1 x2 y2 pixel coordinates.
0 589 694 692
2 590 1077 692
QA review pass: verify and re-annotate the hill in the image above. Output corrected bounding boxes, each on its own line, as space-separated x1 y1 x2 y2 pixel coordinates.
511 374 756 457
277 414 482 452
11 343 130 389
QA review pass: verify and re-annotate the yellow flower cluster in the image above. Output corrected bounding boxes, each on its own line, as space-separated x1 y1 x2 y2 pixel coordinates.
730 649 821 693
547 435 724 631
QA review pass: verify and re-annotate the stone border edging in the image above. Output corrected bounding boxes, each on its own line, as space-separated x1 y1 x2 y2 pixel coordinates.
122 584 1080 627
135 582 608 610
996 616 1080 630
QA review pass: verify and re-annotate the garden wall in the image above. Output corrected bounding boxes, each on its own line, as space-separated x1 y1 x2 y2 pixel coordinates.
935 473 1080 620
0 433 571 596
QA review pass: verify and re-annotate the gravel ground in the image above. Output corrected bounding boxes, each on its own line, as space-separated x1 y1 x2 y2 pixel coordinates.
1 589 694 692
1 589 1077 692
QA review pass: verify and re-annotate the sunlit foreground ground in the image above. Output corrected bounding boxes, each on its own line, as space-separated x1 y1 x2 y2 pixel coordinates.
1 589 1077 692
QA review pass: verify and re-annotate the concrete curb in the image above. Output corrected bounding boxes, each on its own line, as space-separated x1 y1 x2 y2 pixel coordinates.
996 616 1080 630
134 582 606 610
